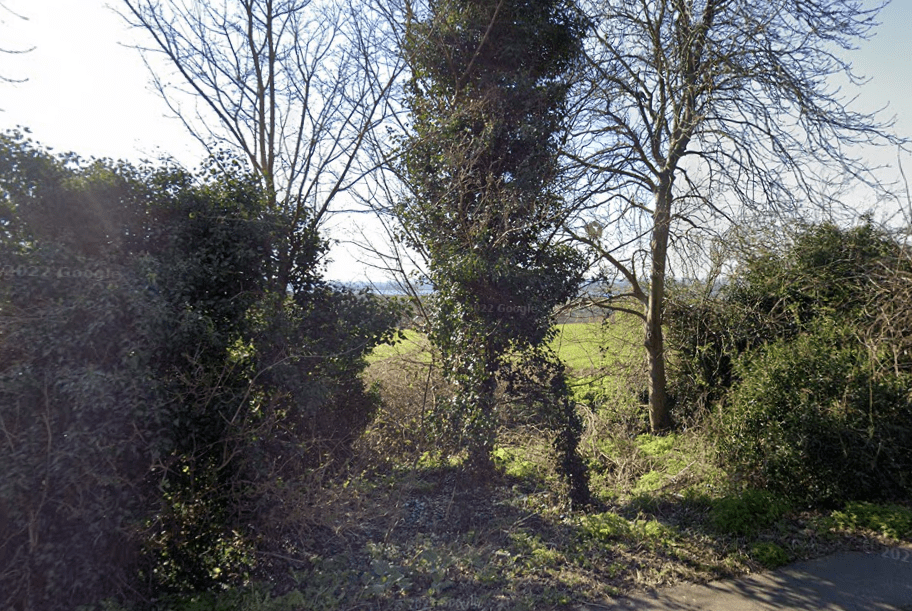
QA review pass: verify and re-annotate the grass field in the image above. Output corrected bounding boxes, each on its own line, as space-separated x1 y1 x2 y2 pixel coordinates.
368 328 433 364
370 311 644 375
552 313 642 372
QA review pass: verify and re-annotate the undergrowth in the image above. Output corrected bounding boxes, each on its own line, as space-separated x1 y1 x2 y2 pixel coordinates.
85 318 912 610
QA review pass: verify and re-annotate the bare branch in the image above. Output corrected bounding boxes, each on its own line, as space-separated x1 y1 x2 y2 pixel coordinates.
0 1 33 85
561 0 908 430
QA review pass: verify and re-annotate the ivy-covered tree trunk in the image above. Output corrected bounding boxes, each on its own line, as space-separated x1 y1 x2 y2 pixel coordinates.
399 0 589 497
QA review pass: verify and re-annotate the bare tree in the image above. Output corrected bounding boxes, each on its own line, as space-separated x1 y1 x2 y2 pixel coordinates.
563 0 908 431
120 0 403 289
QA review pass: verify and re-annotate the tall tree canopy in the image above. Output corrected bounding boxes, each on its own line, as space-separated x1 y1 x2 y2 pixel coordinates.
121 0 402 290
564 0 907 431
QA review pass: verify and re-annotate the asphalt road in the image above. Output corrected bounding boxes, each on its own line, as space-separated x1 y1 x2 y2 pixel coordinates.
581 544 912 611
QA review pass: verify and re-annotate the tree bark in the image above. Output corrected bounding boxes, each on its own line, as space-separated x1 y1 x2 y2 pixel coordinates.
645 177 673 432
466 357 498 476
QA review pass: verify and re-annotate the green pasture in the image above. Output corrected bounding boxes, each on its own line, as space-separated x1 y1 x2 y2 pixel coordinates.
551 312 642 374
368 310 644 377
368 328 433 364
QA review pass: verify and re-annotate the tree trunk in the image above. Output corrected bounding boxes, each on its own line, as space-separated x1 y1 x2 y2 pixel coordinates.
645 180 673 433
466 367 498 476
463 335 500 476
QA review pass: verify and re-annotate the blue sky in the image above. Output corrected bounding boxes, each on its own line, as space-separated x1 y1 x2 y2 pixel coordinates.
1 0 910 279
845 0 912 136
838 0 912 172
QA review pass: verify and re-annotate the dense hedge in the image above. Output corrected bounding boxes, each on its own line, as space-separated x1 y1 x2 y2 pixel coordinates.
721 322 912 504
666 221 912 505
0 132 400 609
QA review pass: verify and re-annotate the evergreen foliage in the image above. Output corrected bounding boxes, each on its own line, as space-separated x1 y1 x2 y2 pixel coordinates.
0 131 400 608
398 0 590 502
666 221 912 505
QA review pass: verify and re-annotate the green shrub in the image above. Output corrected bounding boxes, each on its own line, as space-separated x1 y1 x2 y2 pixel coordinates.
665 286 744 422
633 471 666 494
711 489 791 537
830 502 912 539
493 446 539 479
636 433 677 457
0 134 401 608
664 222 912 506
750 542 790 569
720 324 912 505
0 253 165 611
666 220 912 428
578 511 632 542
